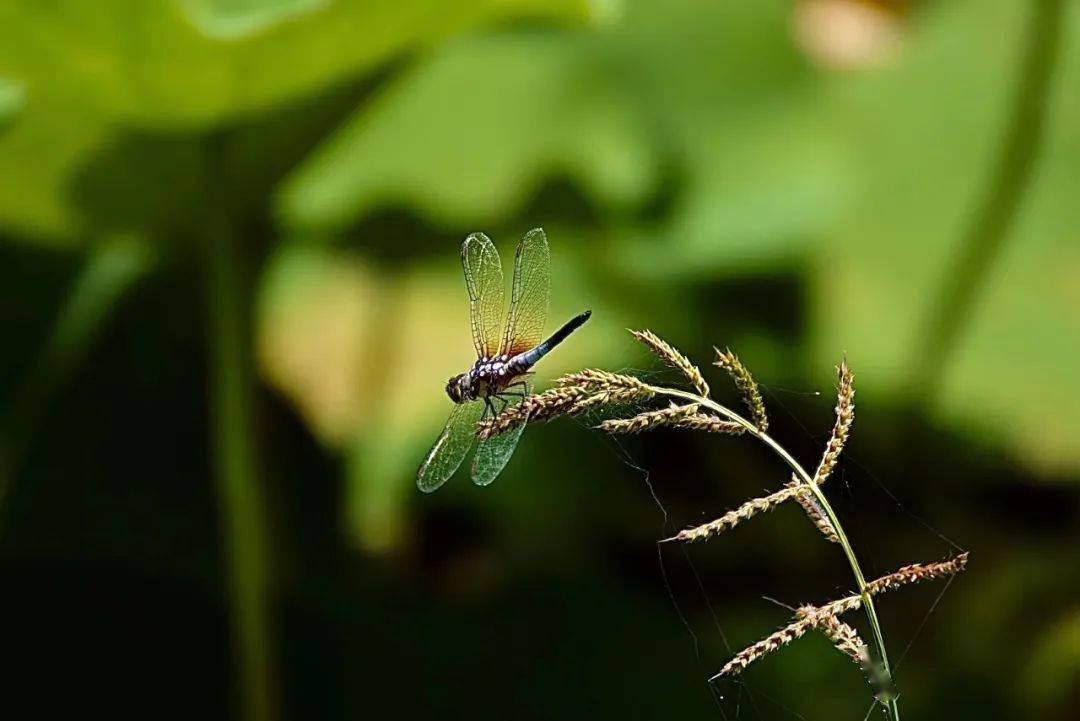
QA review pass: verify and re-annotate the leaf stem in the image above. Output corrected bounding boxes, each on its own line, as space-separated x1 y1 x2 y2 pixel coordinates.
0 235 154 517
909 0 1065 407
648 384 900 720
205 200 276 721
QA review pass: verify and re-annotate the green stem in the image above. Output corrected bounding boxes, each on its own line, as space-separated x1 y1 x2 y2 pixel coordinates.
649 385 900 721
910 0 1065 406
0 235 154 515
205 215 276 721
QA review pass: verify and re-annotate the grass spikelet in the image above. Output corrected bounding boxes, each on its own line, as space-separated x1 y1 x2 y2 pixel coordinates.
715 554 968 680
670 413 745 435
786 476 840 543
631 329 710 397
665 484 804 543
813 614 871 668
574 386 655 411
866 553 970 596
714 600 860 679
812 360 855 485
599 404 700 434
476 380 655 440
557 369 651 394
785 360 852 540
713 348 768 431
476 386 588 439
716 612 817 678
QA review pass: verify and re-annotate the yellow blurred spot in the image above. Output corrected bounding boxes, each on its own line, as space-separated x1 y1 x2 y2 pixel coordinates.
793 0 903 71
257 245 376 446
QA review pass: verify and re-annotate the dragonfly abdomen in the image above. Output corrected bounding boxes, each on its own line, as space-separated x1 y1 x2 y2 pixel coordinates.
508 310 592 374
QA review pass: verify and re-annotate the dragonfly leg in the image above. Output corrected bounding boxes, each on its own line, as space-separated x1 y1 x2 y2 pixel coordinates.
482 397 496 420
495 381 529 408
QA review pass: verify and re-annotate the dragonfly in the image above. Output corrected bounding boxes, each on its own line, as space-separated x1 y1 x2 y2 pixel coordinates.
417 228 591 493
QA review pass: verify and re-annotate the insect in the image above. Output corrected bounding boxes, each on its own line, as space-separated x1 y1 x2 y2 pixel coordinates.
417 228 591 493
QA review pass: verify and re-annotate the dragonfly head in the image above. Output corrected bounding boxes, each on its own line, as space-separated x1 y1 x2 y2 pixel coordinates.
445 373 472 403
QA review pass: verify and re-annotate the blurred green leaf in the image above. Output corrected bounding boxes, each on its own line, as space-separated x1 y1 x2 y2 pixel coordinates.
278 32 659 231
180 0 329 39
1021 608 1080 711
0 0 601 243
0 0 601 127
0 78 23 120
813 0 1080 472
0 234 156 483
279 0 843 275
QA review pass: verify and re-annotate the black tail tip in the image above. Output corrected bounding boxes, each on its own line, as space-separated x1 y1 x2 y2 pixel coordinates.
579 309 592 321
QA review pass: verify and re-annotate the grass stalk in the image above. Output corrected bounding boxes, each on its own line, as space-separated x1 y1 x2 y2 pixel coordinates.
648 384 900 721
205 216 276 721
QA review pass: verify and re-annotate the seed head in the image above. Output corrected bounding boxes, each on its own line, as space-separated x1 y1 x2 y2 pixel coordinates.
631 330 711 397
786 476 840 543
599 404 701 434
666 484 804 543
812 360 855 485
714 348 768 432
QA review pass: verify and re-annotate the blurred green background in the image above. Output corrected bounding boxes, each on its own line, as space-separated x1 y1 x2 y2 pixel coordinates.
1 0 1077 719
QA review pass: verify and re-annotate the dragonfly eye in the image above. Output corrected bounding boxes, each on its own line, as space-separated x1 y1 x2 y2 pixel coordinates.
445 375 465 403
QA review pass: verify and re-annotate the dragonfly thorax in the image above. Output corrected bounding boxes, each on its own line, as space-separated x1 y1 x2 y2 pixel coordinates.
446 355 520 404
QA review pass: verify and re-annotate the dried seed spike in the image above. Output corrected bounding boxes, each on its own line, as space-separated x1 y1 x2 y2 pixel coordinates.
571 386 655 414
630 329 710 397
812 360 855 485
599 404 700 434
866 553 970 597
713 347 768 432
817 594 865 619
476 379 656 440
715 553 970 681
815 615 871 668
715 607 822 679
792 490 841 543
567 392 611 414
666 484 803 543
785 475 840 543
671 413 745 435
476 385 588 439
557 369 651 395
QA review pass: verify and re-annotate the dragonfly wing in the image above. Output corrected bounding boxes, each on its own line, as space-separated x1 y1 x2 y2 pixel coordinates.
500 228 550 356
417 401 484 493
461 232 505 359
471 380 532 486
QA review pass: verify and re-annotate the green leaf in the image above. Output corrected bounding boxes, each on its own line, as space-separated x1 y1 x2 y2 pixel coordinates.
278 0 842 276
179 0 329 39
1021 609 1080 710
812 0 1080 472
0 101 113 241
0 0 601 244
0 0 601 128
0 78 23 121
278 32 659 232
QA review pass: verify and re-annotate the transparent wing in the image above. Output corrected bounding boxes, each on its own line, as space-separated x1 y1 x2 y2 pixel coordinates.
417 401 484 493
461 232 505 359
500 228 550 356
471 379 532 486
